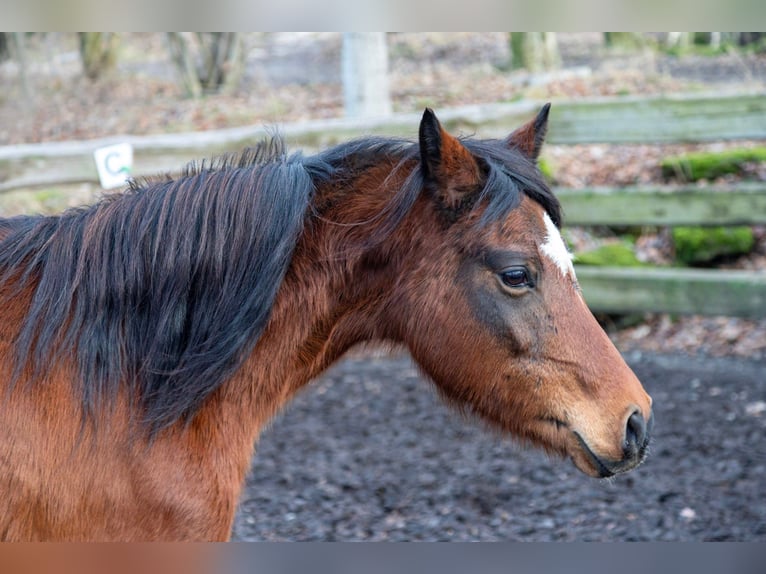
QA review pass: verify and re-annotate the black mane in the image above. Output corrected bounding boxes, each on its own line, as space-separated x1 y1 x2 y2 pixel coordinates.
0 133 558 433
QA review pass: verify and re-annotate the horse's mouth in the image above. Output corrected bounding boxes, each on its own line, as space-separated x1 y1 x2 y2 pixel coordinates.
574 431 649 478
538 417 650 479
539 416 568 431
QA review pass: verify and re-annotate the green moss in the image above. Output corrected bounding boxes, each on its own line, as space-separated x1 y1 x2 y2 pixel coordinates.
537 157 555 183
575 241 647 267
672 226 755 265
661 147 766 181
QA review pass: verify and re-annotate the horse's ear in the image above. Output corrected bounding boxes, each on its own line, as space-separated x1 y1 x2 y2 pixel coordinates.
418 108 482 209
506 103 551 161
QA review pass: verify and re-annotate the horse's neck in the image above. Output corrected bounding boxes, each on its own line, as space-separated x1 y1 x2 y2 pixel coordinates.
217 207 401 441
232 266 366 426
193 166 420 498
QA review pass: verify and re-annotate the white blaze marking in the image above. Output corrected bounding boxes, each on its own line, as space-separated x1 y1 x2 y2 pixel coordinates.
541 211 576 280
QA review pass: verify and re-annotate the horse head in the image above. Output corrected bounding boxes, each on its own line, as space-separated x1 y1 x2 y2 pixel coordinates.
383 106 653 477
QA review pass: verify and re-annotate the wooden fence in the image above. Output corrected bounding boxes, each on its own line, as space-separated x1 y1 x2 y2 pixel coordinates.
1 92 765 317
559 184 766 318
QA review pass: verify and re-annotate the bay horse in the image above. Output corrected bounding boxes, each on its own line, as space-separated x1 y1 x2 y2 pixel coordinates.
0 105 652 541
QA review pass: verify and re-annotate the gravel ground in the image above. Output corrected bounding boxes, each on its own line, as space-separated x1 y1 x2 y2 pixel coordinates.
232 351 766 541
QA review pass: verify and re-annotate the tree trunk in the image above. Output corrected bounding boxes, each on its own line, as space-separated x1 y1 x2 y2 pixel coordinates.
9 33 32 103
166 33 203 99
342 33 391 118
0 34 8 63
79 33 118 80
197 33 244 94
604 32 647 50
509 33 560 72
542 32 561 69
738 32 765 46
664 32 692 52
166 33 243 99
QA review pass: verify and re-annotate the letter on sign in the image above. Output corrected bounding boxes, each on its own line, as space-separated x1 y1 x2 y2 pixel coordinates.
94 143 133 189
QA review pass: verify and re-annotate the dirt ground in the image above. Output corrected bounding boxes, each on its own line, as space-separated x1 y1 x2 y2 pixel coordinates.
232 351 766 541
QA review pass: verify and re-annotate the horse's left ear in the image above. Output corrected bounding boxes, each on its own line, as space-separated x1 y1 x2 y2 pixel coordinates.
419 108 482 209
506 103 551 161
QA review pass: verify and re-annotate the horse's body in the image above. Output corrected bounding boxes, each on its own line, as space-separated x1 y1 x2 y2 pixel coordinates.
0 107 652 540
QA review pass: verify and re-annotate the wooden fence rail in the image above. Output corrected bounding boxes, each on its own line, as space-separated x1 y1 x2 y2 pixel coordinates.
3 91 766 194
557 184 766 227
1 92 765 317
559 183 766 318
576 267 766 319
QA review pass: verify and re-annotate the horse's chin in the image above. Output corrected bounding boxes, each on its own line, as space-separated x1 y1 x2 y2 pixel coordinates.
531 418 647 479
569 432 649 479
569 447 617 478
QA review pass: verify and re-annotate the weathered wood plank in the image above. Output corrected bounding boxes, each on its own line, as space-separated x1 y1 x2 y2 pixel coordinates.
2 92 765 194
577 266 766 318
547 92 766 144
557 184 766 227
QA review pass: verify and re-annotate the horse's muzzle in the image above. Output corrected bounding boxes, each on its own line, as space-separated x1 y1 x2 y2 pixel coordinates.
576 411 653 478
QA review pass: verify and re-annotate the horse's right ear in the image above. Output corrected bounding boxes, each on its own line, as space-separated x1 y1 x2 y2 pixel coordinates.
506 103 551 161
418 108 482 209
418 108 442 180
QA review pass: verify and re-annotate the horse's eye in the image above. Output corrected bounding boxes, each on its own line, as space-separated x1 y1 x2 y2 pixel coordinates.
499 267 532 289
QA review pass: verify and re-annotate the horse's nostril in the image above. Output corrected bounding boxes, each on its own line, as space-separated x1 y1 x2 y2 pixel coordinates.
624 410 647 456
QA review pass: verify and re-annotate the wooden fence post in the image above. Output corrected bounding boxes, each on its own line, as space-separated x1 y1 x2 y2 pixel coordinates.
342 33 391 119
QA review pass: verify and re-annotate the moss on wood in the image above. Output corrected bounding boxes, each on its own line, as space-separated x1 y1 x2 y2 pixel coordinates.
672 226 755 265
661 147 766 182
575 241 647 267
538 157 555 183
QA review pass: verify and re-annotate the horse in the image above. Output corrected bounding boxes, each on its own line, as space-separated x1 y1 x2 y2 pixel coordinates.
0 105 653 541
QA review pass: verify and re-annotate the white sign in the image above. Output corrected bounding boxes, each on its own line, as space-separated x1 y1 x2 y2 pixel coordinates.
94 143 133 189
